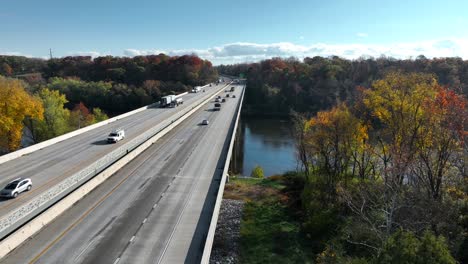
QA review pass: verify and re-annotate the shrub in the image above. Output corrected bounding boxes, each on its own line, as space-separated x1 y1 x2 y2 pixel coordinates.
375 230 456 264
251 165 264 178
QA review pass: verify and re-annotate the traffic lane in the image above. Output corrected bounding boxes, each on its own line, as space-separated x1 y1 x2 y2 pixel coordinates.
0 86 217 212
0 82 222 185
83 87 242 263
158 86 244 263
0 89 222 264
79 112 212 264
0 83 226 214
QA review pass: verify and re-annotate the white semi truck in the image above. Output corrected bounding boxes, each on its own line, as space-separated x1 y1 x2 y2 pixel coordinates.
191 86 202 93
160 95 176 107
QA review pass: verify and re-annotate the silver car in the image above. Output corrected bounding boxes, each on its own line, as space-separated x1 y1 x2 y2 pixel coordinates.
0 178 32 198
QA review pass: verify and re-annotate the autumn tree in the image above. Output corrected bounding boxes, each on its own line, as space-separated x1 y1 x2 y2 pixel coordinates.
362 72 439 186
306 103 368 193
69 102 92 129
0 76 43 152
413 86 467 200
1 63 13 76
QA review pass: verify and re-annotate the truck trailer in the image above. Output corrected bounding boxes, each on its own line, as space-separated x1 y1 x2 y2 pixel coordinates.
191 86 202 93
160 95 176 107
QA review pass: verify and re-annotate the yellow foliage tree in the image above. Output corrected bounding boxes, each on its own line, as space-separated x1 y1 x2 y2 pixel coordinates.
0 76 44 152
362 72 438 184
307 103 369 188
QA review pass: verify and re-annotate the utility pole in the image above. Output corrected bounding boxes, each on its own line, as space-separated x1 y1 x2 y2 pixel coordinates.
49 48 53 59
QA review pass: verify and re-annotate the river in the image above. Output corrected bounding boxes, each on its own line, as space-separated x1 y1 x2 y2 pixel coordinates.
231 116 297 177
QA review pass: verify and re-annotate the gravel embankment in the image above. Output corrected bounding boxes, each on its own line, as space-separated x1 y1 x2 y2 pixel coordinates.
210 199 244 264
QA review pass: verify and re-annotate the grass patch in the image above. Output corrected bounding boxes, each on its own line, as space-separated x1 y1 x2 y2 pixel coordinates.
224 176 314 263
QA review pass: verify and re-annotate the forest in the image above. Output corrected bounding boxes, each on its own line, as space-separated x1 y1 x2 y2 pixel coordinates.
291 71 466 263
217 56 468 115
0 54 218 153
219 58 467 263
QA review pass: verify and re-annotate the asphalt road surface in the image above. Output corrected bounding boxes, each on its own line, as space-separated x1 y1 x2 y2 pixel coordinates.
0 82 228 219
1 85 244 264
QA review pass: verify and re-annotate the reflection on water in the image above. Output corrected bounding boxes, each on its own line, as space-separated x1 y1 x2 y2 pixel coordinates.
231 117 297 177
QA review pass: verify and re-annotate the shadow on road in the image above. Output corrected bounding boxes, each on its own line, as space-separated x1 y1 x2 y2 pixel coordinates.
0 197 12 203
91 140 110 146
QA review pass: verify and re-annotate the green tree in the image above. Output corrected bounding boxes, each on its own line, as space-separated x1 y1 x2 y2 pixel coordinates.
376 230 455 264
92 108 108 123
31 88 71 141
251 165 264 178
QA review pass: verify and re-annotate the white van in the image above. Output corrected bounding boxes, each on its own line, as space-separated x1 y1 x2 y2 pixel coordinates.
107 129 125 143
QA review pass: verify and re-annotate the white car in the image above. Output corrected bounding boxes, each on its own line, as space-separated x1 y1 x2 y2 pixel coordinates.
0 178 32 198
107 129 125 143
201 119 209 125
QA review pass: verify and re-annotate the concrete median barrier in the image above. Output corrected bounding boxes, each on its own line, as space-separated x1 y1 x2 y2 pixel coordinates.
0 91 192 166
0 83 225 259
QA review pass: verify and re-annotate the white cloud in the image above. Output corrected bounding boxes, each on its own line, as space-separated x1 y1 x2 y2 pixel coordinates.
123 49 165 56
357 32 368 38
0 51 33 57
8 38 468 66
68 51 101 57
123 38 468 65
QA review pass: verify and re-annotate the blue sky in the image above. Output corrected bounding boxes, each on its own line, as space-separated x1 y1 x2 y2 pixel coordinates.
1 0 468 64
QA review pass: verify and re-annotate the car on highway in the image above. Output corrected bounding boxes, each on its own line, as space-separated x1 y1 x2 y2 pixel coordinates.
214 103 221 111
0 178 32 198
215 98 220 102
222 98 226 102
201 119 209 125
107 129 125 143
226 94 230 97
233 95 236 98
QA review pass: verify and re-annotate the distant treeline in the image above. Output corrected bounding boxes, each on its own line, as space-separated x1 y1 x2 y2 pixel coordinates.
217 56 468 115
0 54 218 152
1 54 217 86
0 54 218 114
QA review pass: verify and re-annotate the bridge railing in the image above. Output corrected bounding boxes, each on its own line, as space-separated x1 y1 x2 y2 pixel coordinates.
200 84 246 263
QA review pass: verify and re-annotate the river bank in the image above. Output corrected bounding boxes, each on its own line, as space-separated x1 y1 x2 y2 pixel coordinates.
210 177 313 263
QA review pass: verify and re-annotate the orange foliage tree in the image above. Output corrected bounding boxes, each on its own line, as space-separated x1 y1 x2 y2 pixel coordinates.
0 76 43 152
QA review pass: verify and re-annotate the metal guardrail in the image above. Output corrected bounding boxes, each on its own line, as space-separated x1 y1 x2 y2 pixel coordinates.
0 83 222 240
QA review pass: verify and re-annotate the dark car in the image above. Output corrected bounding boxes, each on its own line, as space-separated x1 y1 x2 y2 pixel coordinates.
222 98 226 102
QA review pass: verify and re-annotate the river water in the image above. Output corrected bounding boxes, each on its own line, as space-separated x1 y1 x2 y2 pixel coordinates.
231 116 297 177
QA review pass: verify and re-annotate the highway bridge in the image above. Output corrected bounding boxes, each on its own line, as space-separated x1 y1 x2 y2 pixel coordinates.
0 80 244 263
